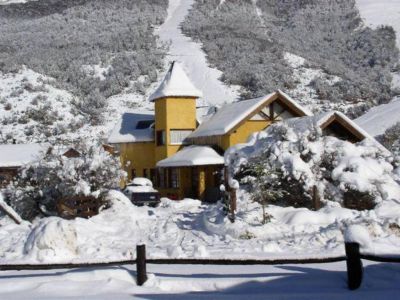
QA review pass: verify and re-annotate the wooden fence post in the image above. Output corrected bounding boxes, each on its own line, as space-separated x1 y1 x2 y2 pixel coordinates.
345 242 363 290
136 244 147 286
312 185 321 211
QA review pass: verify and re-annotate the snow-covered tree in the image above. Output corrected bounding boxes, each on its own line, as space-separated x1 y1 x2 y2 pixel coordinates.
226 122 400 210
242 162 286 224
380 122 400 157
5 139 126 221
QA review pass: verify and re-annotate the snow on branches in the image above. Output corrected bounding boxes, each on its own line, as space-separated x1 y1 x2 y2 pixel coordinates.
226 122 400 210
4 140 126 221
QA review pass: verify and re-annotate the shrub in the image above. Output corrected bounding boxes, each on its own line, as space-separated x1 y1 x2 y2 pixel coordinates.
4 139 127 221
227 122 400 210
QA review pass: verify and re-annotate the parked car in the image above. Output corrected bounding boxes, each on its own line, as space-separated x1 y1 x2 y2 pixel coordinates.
123 177 160 207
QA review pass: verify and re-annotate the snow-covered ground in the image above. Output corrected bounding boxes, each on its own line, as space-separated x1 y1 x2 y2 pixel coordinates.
284 53 344 113
1 261 399 299
355 97 400 136
1 190 400 265
156 0 240 106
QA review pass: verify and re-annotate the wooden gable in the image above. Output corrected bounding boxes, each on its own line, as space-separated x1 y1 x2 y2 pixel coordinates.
228 92 309 135
319 114 365 143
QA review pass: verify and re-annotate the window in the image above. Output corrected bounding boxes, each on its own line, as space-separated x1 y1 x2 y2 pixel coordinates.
156 130 165 146
168 168 180 188
170 130 193 145
136 120 154 129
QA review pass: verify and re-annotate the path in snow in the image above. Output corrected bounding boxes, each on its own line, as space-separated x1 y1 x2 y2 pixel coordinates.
156 0 239 105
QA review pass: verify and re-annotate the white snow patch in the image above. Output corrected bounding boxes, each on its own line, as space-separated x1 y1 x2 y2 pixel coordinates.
0 143 46 167
355 96 400 137
344 224 371 248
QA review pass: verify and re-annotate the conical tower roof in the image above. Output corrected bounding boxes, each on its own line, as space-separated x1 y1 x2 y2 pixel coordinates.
149 62 203 102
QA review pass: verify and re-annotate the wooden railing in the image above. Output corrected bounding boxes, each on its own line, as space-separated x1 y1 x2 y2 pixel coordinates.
0 243 398 289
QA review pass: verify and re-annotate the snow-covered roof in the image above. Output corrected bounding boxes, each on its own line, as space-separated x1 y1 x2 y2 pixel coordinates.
149 62 203 102
107 110 155 144
156 146 224 167
190 90 311 138
284 111 388 152
0 143 46 168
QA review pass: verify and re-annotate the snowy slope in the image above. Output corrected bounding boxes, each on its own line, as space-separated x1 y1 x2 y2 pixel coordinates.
355 96 400 136
156 0 239 105
0 0 37 4
355 0 400 136
356 0 400 50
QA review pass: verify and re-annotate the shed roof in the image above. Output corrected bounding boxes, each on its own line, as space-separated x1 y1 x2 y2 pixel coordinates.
189 90 311 138
149 62 203 102
156 146 224 167
0 143 46 168
107 110 155 144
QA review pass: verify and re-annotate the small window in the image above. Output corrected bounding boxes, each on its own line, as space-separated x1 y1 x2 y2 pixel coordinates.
136 120 154 129
170 130 193 145
156 130 165 146
168 168 180 188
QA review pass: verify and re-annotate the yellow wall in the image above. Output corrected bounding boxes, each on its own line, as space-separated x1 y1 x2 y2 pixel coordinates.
226 120 271 147
154 97 197 162
120 142 156 182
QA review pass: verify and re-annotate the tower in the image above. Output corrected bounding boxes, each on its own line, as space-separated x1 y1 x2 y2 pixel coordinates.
149 62 203 162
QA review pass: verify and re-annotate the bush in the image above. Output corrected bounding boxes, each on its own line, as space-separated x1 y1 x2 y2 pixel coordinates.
227 122 400 210
379 122 400 157
4 139 127 221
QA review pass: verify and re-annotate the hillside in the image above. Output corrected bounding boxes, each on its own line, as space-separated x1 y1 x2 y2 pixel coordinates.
0 0 168 143
1 0 400 145
354 0 400 137
182 0 399 118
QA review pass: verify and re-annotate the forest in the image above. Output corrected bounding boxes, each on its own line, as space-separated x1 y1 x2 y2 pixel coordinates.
182 0 399 117
0 0 168 124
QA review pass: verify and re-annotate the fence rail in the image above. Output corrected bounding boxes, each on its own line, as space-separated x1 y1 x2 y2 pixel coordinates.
0 243 398 290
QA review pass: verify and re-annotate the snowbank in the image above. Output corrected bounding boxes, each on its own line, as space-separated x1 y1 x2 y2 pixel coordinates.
23 218 78 263
1 188 400 264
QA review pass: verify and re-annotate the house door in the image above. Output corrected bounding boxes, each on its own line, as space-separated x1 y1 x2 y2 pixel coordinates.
190 167 199 199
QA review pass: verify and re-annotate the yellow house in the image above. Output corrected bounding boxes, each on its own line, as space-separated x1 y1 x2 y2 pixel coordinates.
108 62 313 201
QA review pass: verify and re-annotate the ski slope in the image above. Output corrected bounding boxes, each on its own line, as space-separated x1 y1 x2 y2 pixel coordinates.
156 0 239 105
